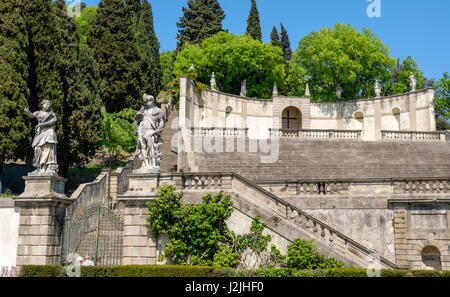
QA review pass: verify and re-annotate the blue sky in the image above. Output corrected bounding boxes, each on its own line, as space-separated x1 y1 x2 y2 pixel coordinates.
72 0 450 80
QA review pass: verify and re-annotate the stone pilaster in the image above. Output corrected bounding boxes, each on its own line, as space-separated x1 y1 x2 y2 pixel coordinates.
393 206 409 269
14 197 71 266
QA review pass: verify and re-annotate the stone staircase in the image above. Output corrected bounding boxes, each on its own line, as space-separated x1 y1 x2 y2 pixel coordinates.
191 138 450 181
160 107 179 174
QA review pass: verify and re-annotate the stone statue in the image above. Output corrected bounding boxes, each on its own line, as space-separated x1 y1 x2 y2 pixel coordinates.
374 80 381 98
134 94 165 173
273 82 278 96
305 82 310 97
24 100 59 176
210 72 217 90
409 73 417 92
336 85 343 99
240 80 247 97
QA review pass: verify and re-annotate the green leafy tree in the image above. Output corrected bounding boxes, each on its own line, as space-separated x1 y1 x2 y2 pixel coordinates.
75 6 97 48
270 26 281 48
0 0 31 164
291 23 396 101
434 72 450 129
88 0 143 112
101 108 137 166
160 51 175 90
387 56 428 95
246 0 262 42
176 0 225 51
173 32 285 99
135 0 162 97
287 239 344 269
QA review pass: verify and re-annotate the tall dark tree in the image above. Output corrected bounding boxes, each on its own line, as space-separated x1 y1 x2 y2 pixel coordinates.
176 0 225 51
280 23 292 67
136 0 162 97
246 0 262 42
0 0 31 164
270 26 281 48
88 0 143 112
54 0 102 174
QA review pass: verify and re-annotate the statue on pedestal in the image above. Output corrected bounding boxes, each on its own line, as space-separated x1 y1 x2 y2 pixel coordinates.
210 72 217 90
374 80 381 98
134 94 165 173
336 85 343 99
409 73 417 92
240 80 247 97
24 100 59 176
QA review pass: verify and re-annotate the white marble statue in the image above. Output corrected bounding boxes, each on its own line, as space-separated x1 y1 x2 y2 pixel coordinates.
24 100 59 176
240 80 247 97
374 79 381 98
305 82 310 97
273 82 278 96
336 85 343 99
409 73 417 92
134 94 165 173
210 72 217 90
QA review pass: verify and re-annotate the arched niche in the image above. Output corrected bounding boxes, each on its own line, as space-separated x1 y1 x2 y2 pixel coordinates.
282 107 302 130
392 107 401 130
422 246 442 270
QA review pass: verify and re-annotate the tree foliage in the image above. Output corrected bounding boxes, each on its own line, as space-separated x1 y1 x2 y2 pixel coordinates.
176 0 225 51
287 239 344 270
246 0 262 42
434 72 450 124
387 56 429 95
173 32 285 99
279 23 292 67
0 0 31 163
101 108 137 166
270 26 281 48
88 0 143 112
160 51 175 90
135 0 162 97
290 23 396 101
75 6 97 49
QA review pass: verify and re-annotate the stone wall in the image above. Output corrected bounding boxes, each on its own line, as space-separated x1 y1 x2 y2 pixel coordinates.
179 77 436 141
0 199 20 267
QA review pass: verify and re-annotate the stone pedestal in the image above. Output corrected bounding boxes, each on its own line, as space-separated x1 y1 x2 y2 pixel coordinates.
19 175 67 199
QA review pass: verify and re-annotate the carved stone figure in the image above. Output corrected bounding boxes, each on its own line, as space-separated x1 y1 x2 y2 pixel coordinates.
134 94 165 173
24 100 59 176
273 82 278 96
336 85 343 99
409 73 417 92
374 80 381 98
240 80 247 97
305 82 310 97
210 72 217 90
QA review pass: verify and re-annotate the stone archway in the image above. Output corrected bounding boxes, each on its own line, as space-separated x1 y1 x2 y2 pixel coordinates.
282 107 302 130
421 246 442 270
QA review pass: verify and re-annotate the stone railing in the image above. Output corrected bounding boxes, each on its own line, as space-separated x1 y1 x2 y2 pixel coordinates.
381 130 446 142
393 179 450 194
110 156 141 204
68 171 109 218
191 127 249 137
269 129 362 140
155 172 396 269
258 180 350 196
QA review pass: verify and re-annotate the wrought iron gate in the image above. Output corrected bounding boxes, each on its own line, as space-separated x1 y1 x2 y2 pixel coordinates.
61 204 123 266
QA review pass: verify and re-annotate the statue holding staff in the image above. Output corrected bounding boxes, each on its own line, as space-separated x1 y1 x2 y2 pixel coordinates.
24 100 59 176
134 94 165 172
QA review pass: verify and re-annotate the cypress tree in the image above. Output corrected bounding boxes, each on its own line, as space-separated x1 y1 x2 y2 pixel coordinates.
54 0 102 174
136 0 162 97
246 0 262 42
280 23 292 66
176 0 225 51
88 0 143 112
0 0 31 163
270 26 281 48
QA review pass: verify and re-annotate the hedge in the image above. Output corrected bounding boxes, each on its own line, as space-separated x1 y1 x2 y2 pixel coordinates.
19 265 450 277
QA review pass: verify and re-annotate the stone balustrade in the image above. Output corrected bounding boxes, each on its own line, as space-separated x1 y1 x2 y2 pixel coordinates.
191 127 248 137
393 179 450 194
381 130 446 142
269 129 362 140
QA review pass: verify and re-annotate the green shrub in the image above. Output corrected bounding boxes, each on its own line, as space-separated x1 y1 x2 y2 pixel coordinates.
19 265 66 277
286 239 344 270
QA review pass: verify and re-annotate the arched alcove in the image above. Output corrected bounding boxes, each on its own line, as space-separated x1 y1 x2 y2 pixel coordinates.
354 111 364 134
282 107 302 130
392 107 401 130
225 106 233 128
421 246 442 270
